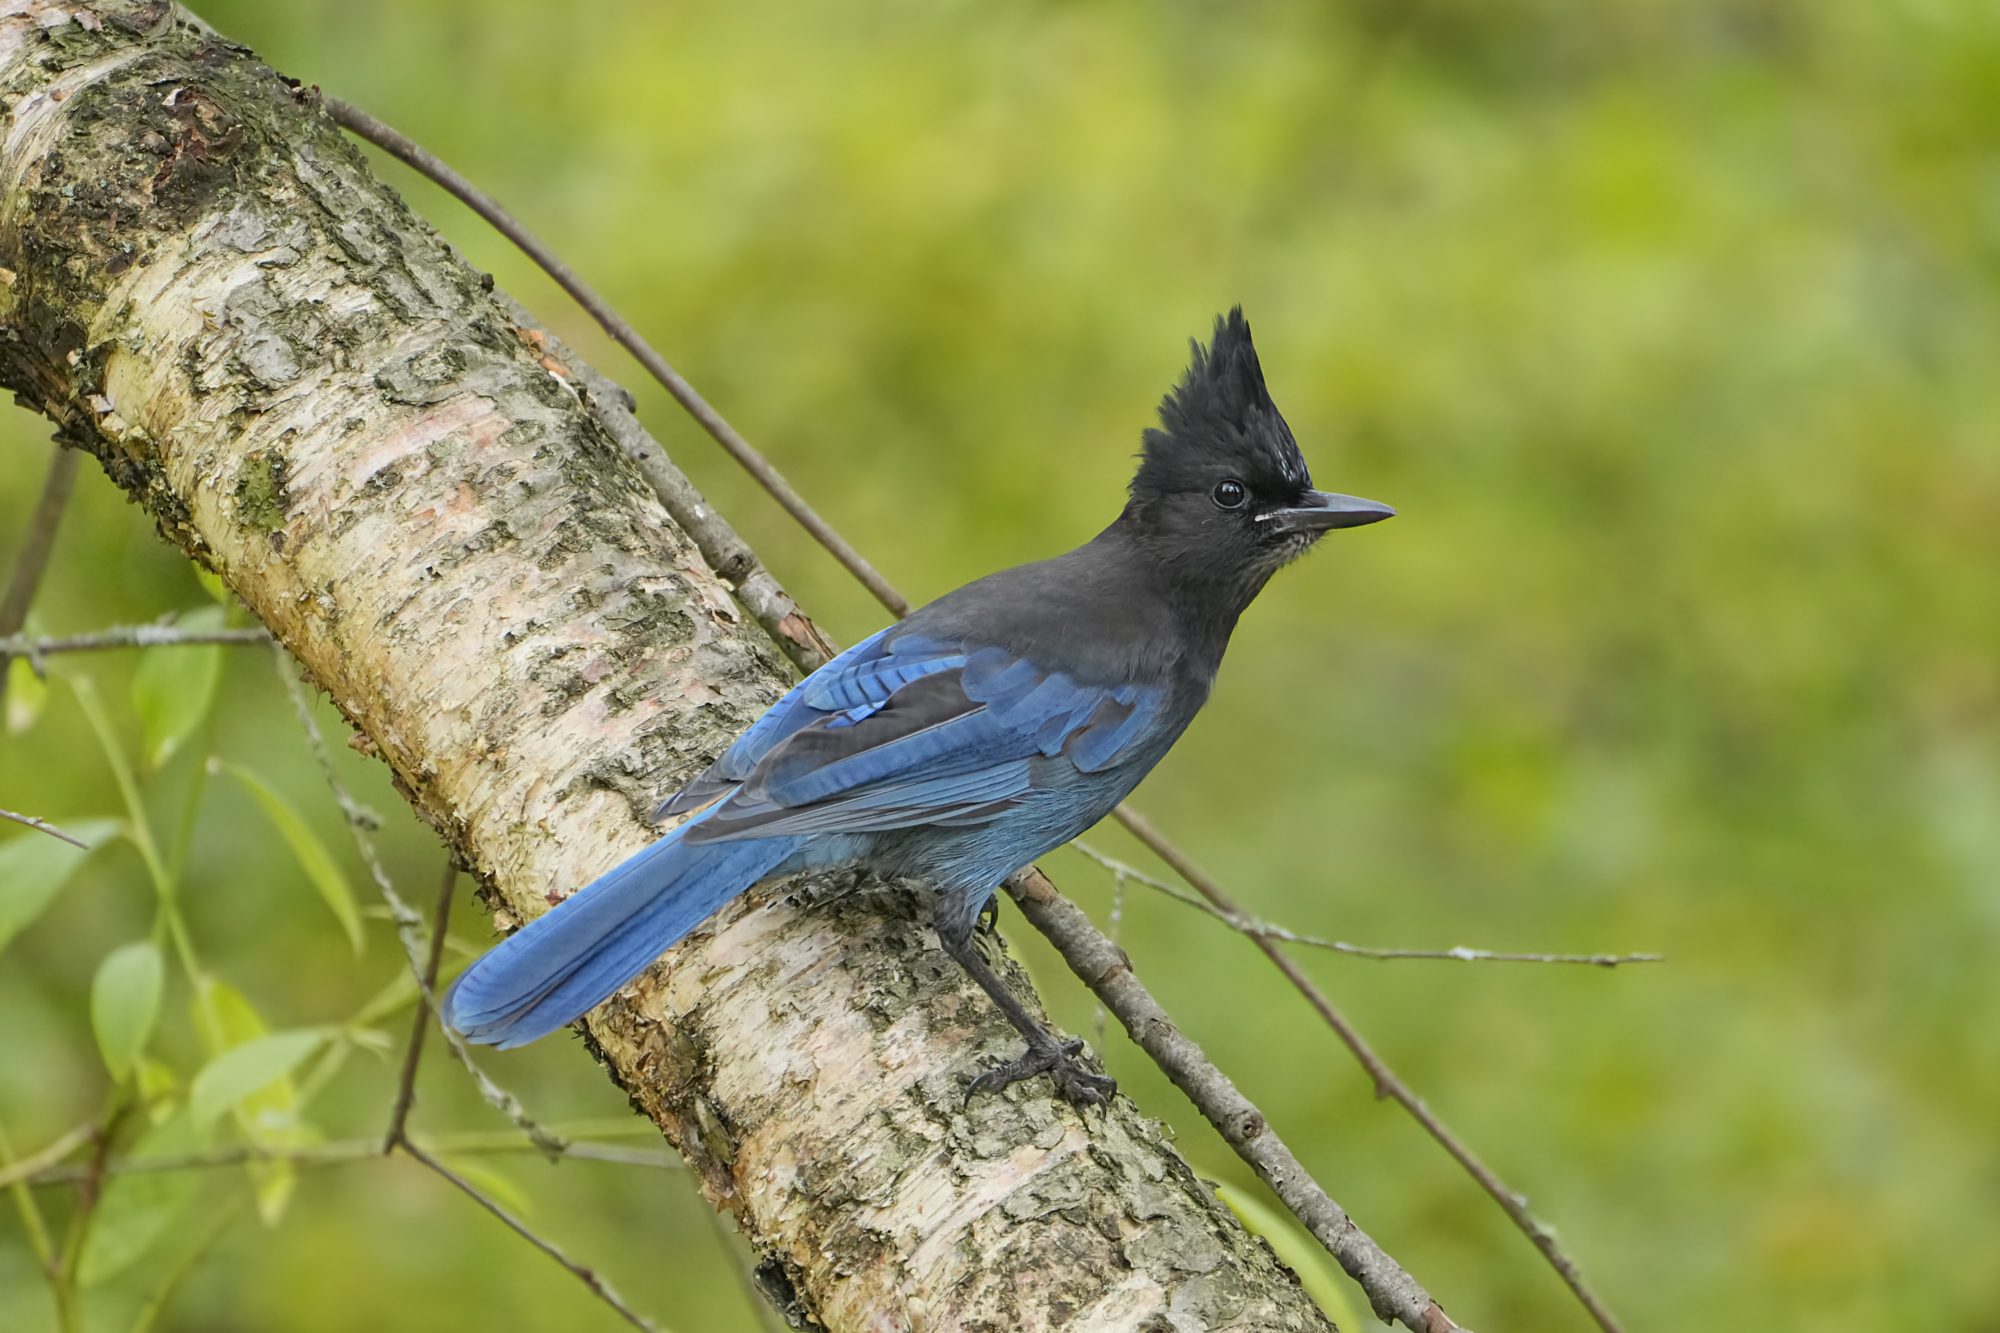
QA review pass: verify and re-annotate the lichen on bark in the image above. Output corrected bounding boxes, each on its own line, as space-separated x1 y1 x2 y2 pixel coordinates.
0 3 1337 1328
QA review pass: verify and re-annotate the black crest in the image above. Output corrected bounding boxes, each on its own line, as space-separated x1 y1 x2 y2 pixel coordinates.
1131 308 1310 501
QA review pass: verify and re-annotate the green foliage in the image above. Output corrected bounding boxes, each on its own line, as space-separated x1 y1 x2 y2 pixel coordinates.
190 1032 327 1129
90 941 164 1083
130 608 224 772
187 979 316 1228
4 656 45 734
0 820 117 955
217 764 365 952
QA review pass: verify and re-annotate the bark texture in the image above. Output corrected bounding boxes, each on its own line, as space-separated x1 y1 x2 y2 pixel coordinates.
0 4 1336 1329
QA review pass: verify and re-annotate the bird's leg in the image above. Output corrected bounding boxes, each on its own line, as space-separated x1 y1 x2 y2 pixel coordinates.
934 899 1115 1108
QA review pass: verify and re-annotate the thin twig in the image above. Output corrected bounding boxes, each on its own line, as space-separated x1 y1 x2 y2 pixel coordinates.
271 646 566 1158
1091 853 1129 1048
397 1138 663 1333
0 625 269 658
1073 841 1662 968
384 858 458 1152
0 1122 97 1192
23 1133 683 1186
324 96 906 619
0 446 79 706
1109 805 1625 1333
0 1117 63 1315
0 808 89 849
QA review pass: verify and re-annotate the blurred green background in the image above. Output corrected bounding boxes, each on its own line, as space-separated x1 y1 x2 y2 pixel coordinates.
4 1 1997 1329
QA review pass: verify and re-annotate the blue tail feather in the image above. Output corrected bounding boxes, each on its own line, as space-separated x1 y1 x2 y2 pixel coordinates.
442 827 799 1049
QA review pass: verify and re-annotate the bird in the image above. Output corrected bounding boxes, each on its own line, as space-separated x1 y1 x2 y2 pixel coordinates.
441 308 1394 1104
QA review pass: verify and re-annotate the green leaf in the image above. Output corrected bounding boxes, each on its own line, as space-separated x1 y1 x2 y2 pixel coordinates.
130 606 225 770
4 655 46 734
189 974 265 1056
190 1030 326 1128
90 940 164 1082
135 1058 179 1120
184 979 315 1224
218 763 364 952
77 1110 204 1287
1215 1181 1370 1330
0 819 119 956
189 977 305 1135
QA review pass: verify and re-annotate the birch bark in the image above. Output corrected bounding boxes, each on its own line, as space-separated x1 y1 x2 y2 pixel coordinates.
0 4 1334 1328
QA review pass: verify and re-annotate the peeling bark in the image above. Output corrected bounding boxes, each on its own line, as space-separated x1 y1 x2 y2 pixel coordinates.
0 4 1336 1328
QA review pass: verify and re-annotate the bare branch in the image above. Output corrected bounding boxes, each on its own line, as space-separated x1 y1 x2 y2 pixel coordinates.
1110 805 1627 1333
0 625 269 658
0 807 89 849
0 446 78 706
0 1121 97 1192
23 1133 683 1186
397 1138 663 1333
1073 841 1663 968
384 859 459 1153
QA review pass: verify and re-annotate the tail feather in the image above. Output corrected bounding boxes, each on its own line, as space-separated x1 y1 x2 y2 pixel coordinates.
443 827 798 1049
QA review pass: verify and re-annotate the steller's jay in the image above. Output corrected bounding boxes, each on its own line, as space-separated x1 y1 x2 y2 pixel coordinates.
442 308 1393 1104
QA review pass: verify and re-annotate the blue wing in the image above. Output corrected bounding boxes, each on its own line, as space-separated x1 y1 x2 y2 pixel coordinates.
656 627 1165 841
655 627 955 818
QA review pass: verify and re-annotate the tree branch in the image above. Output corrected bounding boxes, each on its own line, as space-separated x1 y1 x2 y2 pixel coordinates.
0 807 90 849
1073 841 1662 967
397 1138 661 1333
383 858 458 1153
0 625 269 657
0 445 78 705
19 1130 684 1187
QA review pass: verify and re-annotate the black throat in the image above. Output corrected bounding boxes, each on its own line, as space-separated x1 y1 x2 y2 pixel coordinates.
1089 509 1270 679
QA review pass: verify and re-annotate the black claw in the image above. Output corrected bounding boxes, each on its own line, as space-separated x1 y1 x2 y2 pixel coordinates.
965 1038 1117 1107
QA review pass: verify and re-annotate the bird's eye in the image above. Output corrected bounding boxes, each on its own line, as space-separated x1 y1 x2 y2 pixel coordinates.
1212 479 1247 510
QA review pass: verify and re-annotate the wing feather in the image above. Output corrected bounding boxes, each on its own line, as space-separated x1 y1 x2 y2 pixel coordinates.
666 627 1166 841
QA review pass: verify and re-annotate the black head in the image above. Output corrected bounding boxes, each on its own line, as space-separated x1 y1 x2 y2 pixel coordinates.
1121 309 1392 607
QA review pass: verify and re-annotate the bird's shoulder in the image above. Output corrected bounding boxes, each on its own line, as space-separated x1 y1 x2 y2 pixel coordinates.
898 541 1196 689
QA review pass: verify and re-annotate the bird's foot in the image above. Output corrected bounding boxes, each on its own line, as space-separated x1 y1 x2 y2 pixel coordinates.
966 1037 1116 1107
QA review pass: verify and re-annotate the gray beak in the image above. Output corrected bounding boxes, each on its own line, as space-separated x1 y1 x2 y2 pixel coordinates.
1260 490 1397 535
